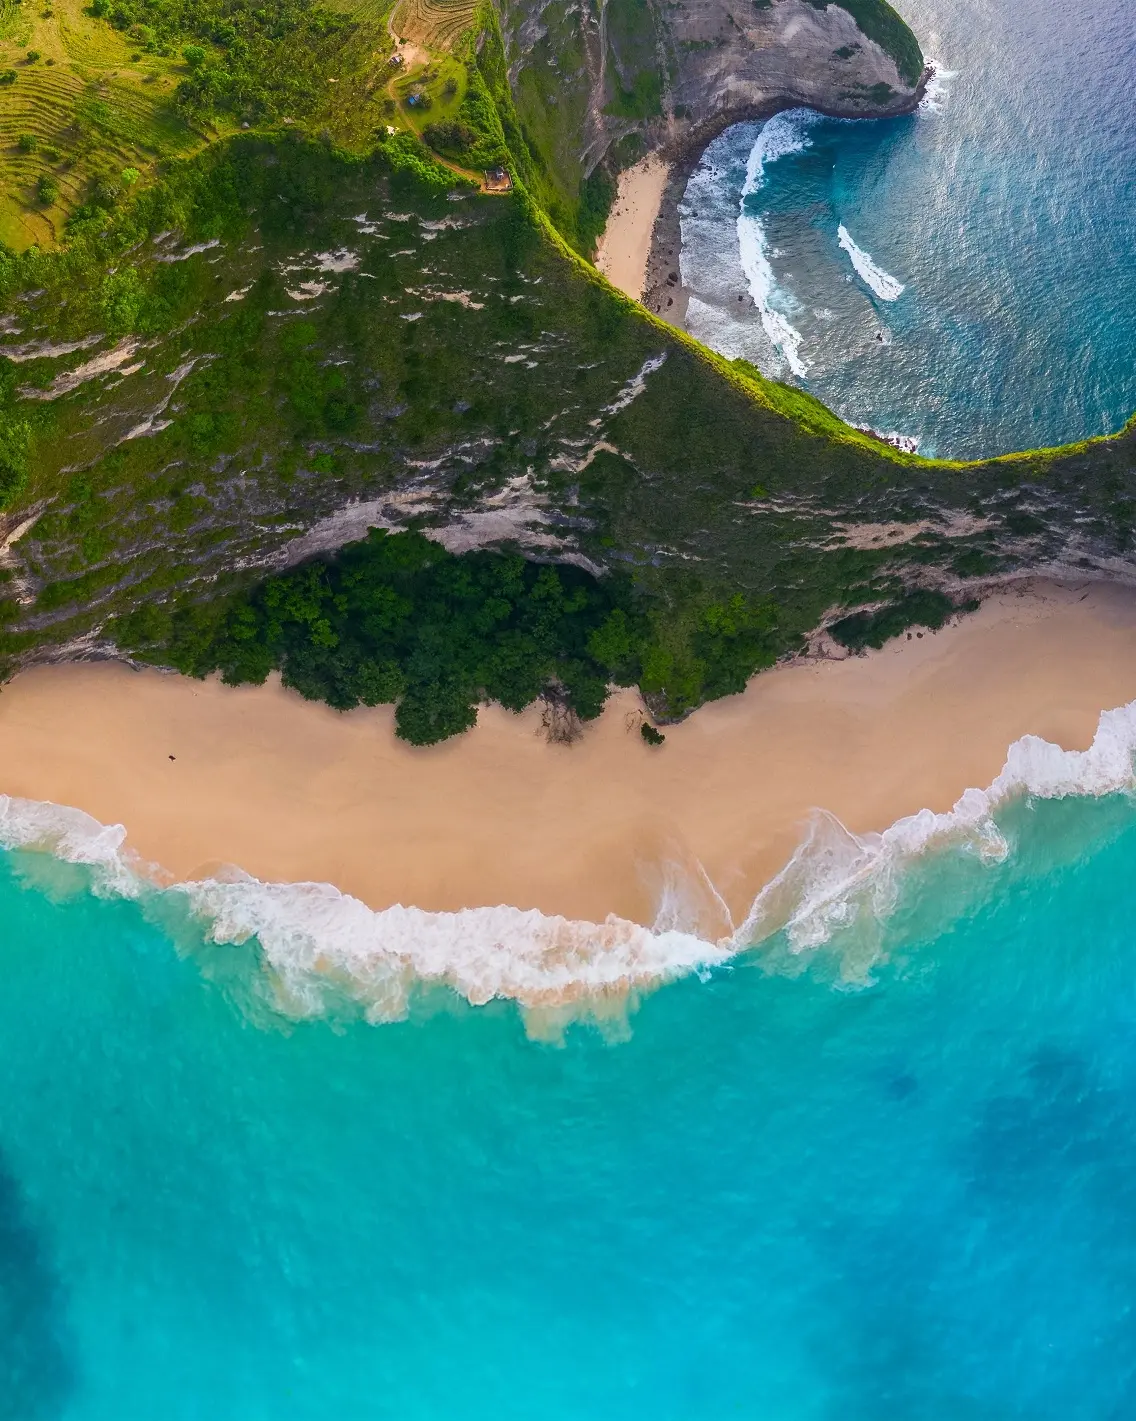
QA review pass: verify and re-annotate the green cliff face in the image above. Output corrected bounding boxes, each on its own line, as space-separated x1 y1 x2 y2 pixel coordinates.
0 1 1130 738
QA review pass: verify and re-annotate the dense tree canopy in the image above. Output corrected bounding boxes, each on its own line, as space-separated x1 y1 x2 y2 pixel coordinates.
115 530 646 743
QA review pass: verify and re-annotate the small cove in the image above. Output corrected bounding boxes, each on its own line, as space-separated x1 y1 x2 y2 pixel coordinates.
678 0 1136 458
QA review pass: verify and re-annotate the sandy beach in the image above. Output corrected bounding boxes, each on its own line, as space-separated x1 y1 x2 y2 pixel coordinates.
594 154 671 301
1 581 1136 934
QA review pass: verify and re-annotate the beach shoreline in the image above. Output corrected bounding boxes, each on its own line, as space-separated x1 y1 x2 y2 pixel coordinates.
637 74 933 328
593 153 672 301
2 580 1136 940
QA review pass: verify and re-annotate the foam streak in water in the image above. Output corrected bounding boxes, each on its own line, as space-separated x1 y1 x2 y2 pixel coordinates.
837 225 906 302
737 110 818 377
736 700 1136 960
3 697 1136 1018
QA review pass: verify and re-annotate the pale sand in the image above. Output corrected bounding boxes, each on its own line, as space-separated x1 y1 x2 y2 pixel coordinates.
2 581 1136 933
594 154 671 301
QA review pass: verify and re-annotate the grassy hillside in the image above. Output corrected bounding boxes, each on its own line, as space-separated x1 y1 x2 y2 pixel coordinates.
0 0 206 248
0 130 1134 737
0 0 1129 739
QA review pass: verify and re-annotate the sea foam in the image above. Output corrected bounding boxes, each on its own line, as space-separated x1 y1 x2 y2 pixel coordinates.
736 110 819 376
3 699 1136 1019
837 225 906 302
919 59 958 114
0 795 729 1024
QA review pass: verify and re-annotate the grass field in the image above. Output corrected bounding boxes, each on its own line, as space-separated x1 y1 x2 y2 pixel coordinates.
0 0 210 248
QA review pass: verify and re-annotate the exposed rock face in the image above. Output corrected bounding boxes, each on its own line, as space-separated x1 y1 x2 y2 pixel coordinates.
663 0 922 137
500 0 925 195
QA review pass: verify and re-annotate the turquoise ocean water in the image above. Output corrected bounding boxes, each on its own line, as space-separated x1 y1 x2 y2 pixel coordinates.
5 711 1136 1415
6 2 1136 1408
679 0 1136 457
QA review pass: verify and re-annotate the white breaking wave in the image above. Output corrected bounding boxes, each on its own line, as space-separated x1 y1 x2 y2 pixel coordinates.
837 225 906 302
3 698 1136 1019
736 110 819 376
919 59 958 114
853 423 921 454
0 795 730 1025
735 700 1136 967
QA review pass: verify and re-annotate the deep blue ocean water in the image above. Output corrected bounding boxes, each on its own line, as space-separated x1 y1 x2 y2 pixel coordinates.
7 784 1136 1416
679 0 1136 458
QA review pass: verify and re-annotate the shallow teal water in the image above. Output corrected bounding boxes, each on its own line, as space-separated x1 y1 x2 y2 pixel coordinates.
679 0 1136 457
6 790 1136 1416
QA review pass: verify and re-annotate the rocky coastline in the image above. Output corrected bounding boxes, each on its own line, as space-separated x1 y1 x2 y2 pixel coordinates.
642 68 933 329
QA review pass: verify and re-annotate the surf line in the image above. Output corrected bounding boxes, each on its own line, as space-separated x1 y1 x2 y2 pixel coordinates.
736 110 819 378
837 225 905 302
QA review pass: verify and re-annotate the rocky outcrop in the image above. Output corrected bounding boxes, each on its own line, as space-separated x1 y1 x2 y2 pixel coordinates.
500 0 926 201
651 0 923 137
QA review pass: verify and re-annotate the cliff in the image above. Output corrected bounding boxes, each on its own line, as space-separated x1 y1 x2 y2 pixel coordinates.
1 135 1135 727
498 0 925 246
3 2 1133 734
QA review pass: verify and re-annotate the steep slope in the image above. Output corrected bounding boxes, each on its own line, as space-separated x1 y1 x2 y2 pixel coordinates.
1 0 1133 739
500 0 926 248
0 134 1134 733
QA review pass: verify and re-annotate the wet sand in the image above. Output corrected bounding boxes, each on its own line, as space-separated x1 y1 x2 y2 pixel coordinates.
594 154 671 301
2 580 1136 932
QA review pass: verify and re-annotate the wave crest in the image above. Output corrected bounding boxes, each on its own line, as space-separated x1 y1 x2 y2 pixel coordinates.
2 700 1136 1020
739 701 1136 971
837 225 906 302
736 109 820 377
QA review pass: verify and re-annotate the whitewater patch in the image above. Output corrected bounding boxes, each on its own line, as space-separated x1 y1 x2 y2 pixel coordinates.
737 110 820 377
3 699 1136 1023
0 794 729 1029
919 60 958 114
837 225 905 302
736 699 1136 975
679 112 819 379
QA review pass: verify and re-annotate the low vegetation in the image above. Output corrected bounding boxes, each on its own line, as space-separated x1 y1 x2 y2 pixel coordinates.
0 0 1130 742
828 590 970 653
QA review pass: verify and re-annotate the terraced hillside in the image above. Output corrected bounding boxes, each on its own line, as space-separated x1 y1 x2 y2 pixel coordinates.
0 0 204 248
392 0 476 51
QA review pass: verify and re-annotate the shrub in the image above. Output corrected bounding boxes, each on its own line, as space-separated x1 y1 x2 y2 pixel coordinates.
0 71 16 85
25 49 40 62
91 179 121 208
16 133 37 153
829 590 960 652
182 43 206 67
0 416 32 509
35 174 58 204
422 119 476 156
640 722 665 746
